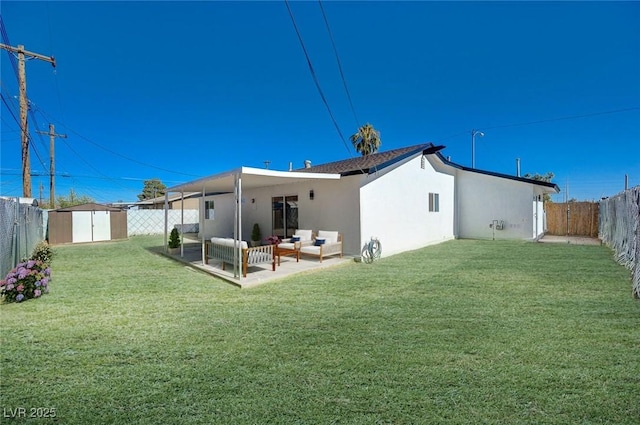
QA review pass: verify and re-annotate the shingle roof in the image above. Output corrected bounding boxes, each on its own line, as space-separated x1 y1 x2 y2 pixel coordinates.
296 142 560 192
297 143 432 176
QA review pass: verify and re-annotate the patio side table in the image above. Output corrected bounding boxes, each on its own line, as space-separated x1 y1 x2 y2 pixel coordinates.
276 246 300 266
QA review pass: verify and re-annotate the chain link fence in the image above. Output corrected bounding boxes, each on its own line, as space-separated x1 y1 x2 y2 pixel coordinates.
0 198 46 278
128 209 199 235
599 186 640 299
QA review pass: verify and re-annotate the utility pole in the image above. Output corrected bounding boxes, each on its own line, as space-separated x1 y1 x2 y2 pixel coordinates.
0 43 56 198
36 123 66 208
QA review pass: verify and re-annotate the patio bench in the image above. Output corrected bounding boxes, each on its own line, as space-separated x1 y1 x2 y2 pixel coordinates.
205 237 276 277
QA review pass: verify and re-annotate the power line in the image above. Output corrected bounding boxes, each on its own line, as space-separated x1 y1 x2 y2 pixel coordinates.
1 169 184 184
0 90 20 127
34 106 201 178
0 15 19 77
51 131 135 193
318 0 360 128
434 107 640 143
0 85 49 173
481 107 640 131
284 0 354 158
1 97 49 173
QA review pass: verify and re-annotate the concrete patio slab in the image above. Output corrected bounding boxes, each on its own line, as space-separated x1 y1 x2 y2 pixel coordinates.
158 240 351 288
539 235 602 246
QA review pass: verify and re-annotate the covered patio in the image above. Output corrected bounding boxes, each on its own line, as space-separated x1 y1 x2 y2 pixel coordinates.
162 234 351 288
163 166 343 286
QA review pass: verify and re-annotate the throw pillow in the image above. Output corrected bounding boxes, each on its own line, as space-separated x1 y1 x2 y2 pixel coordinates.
315 238 326 246
291 236 301 242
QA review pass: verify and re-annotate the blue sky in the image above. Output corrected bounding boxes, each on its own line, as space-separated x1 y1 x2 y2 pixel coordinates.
1 1 638 203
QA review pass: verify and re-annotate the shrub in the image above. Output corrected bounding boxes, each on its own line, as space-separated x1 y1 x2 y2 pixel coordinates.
251 223 262 242
168 228 181 249
1 260 51 303
31 240 54 265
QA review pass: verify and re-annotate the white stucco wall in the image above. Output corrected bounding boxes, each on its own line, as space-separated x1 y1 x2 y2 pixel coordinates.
200 177 362 255
359 155 456 257
200 193 236 239
456 170 538 240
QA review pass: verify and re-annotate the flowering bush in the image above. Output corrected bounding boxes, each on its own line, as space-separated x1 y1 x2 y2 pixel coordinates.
1 260 52 303
264 235 281 245
31 240 54 264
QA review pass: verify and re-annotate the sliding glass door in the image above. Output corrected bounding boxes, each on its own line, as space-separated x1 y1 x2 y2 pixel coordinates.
272 195 298 238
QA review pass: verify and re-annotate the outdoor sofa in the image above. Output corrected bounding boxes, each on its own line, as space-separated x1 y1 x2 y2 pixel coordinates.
299 230 343 262
278 229 315 250
205 237 275 277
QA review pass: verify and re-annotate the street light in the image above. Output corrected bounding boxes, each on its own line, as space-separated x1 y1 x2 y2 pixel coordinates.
471 129 484 169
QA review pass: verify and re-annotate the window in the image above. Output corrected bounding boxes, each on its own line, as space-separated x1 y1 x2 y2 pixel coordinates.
429 193 439 212
205 200 215 220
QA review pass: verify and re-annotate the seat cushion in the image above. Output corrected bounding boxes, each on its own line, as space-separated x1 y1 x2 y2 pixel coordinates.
278 242 296 250
317 231 338 244
211 237 247 249
300 246 321 255
296 229 313 241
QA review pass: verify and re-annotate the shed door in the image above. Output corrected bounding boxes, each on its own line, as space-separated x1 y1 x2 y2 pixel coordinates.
72 211 93 243
92 211 111 241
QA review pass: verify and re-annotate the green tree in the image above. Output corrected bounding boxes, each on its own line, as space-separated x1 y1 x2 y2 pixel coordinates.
350 123 381 156
524 172 555 202
57 188 95 208
138 178 166 201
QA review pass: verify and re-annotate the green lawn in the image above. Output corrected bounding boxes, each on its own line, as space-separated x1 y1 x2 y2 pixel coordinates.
1 236 638 424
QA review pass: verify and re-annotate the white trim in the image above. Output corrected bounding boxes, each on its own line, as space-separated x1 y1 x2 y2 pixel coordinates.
166 166 340 194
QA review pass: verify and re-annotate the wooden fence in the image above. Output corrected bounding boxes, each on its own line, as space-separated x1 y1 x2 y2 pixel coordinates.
546 201 599 237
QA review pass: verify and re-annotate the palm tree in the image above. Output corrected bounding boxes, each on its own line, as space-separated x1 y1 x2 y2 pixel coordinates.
350 123 381 156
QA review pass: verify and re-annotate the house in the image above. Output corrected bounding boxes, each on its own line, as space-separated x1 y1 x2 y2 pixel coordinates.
135 192 201 210
165 144 559 273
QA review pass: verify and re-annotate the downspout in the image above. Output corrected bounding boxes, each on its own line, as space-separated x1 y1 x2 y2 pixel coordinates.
163 192 169 252
533 194 540 242
454 169 460 239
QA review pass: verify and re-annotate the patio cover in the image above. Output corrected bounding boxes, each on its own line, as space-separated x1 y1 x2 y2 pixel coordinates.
164 167 341 280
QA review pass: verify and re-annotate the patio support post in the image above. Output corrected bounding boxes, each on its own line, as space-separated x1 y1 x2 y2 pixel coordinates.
180 190 184 257
233 173 242 279
238 174 243 281
201 185 206 266
163 192 169 252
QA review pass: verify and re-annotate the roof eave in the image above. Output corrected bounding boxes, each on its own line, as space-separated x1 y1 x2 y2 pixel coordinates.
439 154 560 193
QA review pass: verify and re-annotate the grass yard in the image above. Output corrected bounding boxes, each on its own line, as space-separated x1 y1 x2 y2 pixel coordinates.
1 236 639 424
